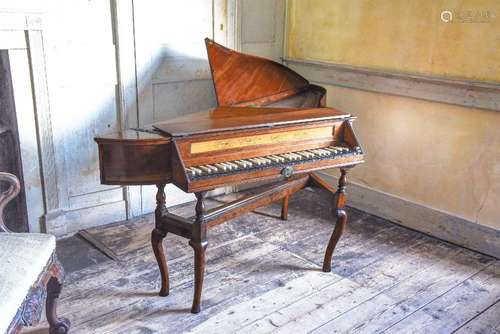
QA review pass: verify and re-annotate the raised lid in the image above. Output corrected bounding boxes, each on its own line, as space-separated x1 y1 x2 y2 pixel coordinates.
206 38 310 106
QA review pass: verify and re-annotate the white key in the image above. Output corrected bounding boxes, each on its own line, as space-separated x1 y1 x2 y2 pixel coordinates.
325 147 338 153
205 164 219 173
191 167 203 176
215 162 231 172
305 151 316 158
240 159 254 167
249 158 263 166
278 154 290 162
199 166 212 174
234 160 247 168
207 165 218 173
186 168 196 177
227 162 239 170
333 146 349 152
214 163 227 172
270 155 283 162
260 157 271 163
222 162 234 170
268 156 281 163
291 153 303 160
304 151 315 158
221 162 233 170
315 150 328 156
295 151 308 158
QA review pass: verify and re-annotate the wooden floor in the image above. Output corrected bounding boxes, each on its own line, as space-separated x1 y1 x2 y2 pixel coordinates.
27 188 499 334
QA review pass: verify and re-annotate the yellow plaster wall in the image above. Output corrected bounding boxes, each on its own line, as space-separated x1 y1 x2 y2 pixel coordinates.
286 0 500 229
287 0 500 83
325 86 500 229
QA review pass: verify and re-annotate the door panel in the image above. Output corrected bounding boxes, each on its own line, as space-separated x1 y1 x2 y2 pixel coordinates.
45 0 126 232
239 0 285 61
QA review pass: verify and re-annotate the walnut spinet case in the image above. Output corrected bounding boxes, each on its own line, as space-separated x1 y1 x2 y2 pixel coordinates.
94 40 365 314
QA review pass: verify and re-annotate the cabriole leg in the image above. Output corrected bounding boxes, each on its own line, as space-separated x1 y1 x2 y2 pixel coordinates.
190 192 208 313
323 168 348 272
189 239 208 313
151 184 170 296
152 228 169 296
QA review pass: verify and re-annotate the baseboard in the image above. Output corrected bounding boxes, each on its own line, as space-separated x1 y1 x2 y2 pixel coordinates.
44 200 127 237
317 171 500 258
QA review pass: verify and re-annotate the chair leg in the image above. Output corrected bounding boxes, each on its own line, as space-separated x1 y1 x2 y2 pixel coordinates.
323 168 349 272
281 195 289 220
46 275 70 334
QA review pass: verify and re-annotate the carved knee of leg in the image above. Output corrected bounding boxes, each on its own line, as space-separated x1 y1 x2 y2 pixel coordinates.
46 277 70 334
151 228 166 242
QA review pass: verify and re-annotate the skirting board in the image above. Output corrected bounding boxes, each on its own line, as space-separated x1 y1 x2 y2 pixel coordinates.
317 171 500 259
44 200 128 237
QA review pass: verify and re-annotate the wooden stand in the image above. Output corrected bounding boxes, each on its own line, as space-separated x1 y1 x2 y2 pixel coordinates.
151 169 349 313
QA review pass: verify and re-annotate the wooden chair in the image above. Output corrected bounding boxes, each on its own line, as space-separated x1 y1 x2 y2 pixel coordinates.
0 172 70 334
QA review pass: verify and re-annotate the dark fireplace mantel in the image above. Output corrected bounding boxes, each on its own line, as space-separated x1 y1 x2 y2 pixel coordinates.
0 51 29 231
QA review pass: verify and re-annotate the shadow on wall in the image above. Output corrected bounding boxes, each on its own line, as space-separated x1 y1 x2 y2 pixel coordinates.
43 37 218 232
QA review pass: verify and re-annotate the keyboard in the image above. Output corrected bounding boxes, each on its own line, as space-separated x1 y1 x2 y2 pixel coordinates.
186 145 362 179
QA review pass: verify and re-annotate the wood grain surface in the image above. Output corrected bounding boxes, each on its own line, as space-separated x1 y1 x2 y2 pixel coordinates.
26 189 499 333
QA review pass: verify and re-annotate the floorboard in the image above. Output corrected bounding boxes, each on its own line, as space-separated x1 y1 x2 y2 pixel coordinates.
23 189 499 334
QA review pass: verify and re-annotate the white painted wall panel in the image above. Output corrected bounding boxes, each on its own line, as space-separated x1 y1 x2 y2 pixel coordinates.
131 0 222 215
153 80 216 121
43 1 120 206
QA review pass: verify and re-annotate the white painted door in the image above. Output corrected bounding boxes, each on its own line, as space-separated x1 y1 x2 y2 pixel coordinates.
237 0 286 61
44 0 127 234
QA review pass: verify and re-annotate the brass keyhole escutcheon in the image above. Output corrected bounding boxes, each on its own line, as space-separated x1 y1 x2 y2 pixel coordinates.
281 166 294 178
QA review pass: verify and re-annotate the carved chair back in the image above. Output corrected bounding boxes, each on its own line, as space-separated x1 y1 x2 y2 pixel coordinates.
0 172 21 233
